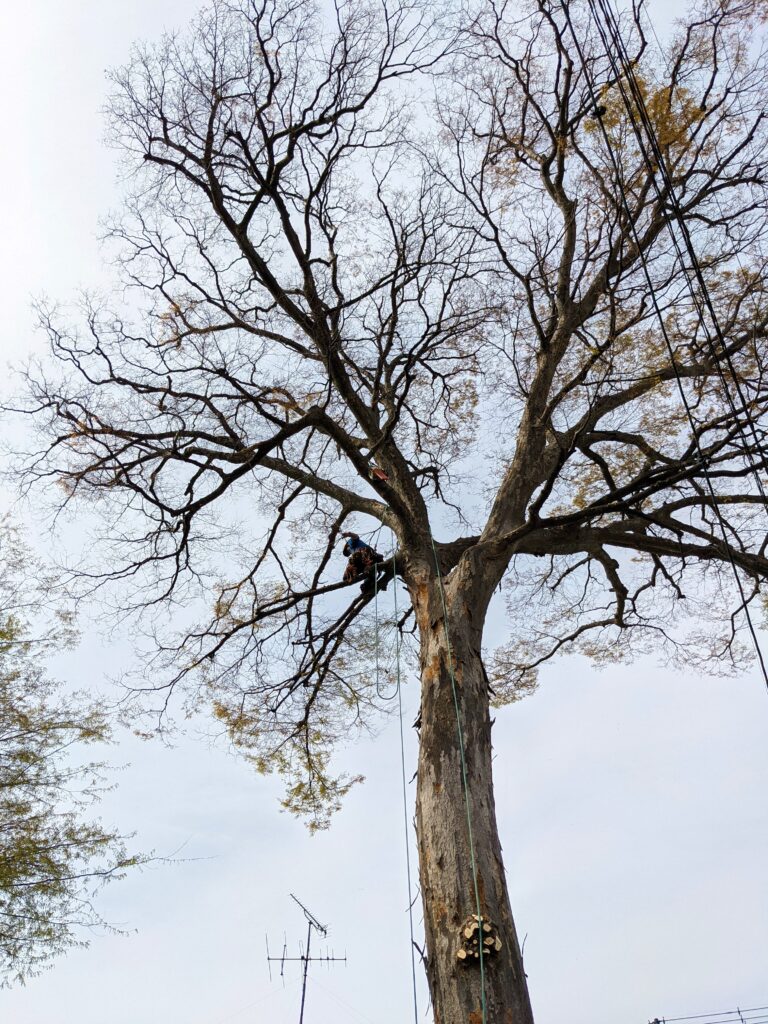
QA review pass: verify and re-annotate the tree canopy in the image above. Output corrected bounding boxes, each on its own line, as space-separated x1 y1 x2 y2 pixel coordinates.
14 0 768 1016
19 0 768 822
0 520 138 985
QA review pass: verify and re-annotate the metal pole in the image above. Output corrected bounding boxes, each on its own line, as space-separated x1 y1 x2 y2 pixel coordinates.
298 918 312 1024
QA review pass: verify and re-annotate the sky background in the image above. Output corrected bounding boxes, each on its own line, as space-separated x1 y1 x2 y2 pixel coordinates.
0 2 767 1023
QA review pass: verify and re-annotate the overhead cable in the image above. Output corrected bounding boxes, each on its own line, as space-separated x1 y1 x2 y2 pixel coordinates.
558 0 768 690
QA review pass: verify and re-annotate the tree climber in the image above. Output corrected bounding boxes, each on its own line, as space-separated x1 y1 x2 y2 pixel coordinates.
340 532 385 594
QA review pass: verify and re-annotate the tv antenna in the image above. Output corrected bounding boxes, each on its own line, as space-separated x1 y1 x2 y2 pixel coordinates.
266 893 347 1024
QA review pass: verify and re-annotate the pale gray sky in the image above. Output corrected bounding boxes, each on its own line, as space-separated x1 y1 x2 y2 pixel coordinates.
0 3 766 1024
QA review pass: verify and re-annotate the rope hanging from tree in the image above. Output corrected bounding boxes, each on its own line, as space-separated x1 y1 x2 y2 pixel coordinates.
372 546 419 1024
369 536 490 1022
365 13 768 1018
429 535 489 1024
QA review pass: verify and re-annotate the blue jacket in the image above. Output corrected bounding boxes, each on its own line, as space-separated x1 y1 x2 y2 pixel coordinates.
343 535 371 557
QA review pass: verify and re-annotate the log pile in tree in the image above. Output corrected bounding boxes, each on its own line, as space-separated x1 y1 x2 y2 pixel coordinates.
456 915 503 965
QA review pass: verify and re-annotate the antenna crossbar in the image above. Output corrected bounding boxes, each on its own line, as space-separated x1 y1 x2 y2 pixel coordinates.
266 895 347 1024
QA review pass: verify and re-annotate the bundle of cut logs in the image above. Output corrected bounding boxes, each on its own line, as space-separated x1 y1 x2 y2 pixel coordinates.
456 914 502 965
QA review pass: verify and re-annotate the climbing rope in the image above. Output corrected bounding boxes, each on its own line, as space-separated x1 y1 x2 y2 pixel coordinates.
369 534 488 1021
429 536 488 1024
391 551 420 1024
372 543 419 1023
373 556 398 701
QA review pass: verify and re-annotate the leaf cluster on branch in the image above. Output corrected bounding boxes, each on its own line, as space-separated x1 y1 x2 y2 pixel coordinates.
12 0 768 825
0 520 140 985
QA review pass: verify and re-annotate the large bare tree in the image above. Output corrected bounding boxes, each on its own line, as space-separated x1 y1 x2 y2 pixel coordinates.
18 0 768 1018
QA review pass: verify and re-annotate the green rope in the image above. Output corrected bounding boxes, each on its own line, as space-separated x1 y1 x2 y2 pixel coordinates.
391 551 420 1024
429 536 488 1024
373 563 381 693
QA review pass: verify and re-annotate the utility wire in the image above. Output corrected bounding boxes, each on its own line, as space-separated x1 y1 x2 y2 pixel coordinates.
655 1019 768 1024
558 0 768 690
307 975 381 1024
589 0 768 506
647 1 768 508
690 1017 768 1024
645 6 768 367
585 0 768 685
656 1006 768 1023
584 0 768 548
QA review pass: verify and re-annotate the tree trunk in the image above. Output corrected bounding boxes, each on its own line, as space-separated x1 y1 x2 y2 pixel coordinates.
413 575 534 1024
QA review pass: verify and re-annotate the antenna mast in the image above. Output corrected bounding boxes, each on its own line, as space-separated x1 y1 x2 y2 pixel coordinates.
266 894 347 1024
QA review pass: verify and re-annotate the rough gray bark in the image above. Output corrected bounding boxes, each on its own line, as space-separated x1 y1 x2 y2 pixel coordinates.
413 568 533 1024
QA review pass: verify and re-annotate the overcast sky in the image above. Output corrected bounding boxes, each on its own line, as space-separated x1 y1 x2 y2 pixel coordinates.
0 2 767 1024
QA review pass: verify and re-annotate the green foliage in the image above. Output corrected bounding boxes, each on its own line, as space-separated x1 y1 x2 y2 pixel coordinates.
0 520 138 986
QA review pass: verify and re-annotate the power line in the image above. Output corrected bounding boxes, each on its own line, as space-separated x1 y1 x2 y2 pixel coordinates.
558 0 768 691
585 0 768 687
308 975 383 1024
210 982 297 1024
652 1005 768 1023
644 7 768 372
589 0 768 505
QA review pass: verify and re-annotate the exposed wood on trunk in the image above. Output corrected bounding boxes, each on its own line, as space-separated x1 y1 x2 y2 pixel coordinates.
413 577 534 1023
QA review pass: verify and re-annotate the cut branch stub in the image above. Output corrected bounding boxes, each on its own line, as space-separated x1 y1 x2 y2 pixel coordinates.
456 914 503 966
